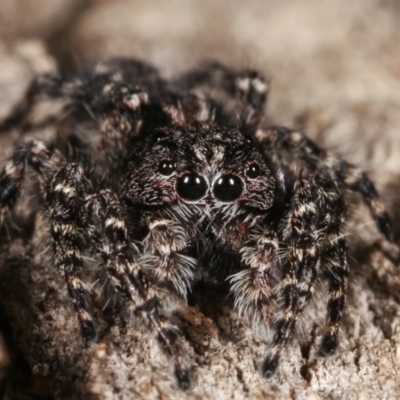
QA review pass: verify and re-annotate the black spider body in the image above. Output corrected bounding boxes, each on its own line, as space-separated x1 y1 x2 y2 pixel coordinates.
0 58 394 390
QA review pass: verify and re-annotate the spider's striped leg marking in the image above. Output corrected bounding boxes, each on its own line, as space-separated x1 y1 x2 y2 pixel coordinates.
301 174 348 356
162 91 216 125
0 140 97 342
85 192 192 390
0 140 64 218
258 127 394 242
230 227 278 329
235 69 269 134
95 81 149 164
0 148 28 215
67 76 151 172
321 237 348 356
340 164 393 241
263 174 347 378
84 190 141 306
142 216 196 390
142 217 196 299
262 176 322 378
46 162 97 342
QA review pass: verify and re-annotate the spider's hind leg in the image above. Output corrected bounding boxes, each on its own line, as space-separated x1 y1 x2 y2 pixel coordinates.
260 127 395 243
0 73 72 132
180 61 269 133
339 163 393 241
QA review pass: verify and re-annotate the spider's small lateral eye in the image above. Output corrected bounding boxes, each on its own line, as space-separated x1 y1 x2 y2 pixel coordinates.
159 160 175 176
245 163 260 179
213 174 243 202
176 173 208 201
155 132 168 142
244 135 254 145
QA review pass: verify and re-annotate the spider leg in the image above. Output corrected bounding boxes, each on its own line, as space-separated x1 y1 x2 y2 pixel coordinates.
88 80 149 169
84 191 192 390
0 65 150 173
262 173 347 378
321 237 348 356
257 126 394 242
141 214 198 300
160 91 217 125
0 141 97 342
0 141 65 218
0 148 29 213
0 58 161 133
46 162 97 342
230 227 278 329
0 73 65 132
179 61 269 133
339 164 393 241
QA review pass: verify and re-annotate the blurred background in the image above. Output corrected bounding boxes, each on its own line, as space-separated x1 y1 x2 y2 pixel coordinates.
1 1 400 398
1 0 400 170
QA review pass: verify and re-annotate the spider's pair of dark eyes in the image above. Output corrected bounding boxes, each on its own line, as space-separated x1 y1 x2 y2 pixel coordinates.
176 167 260 203
177 173 243 202
159 158 260 203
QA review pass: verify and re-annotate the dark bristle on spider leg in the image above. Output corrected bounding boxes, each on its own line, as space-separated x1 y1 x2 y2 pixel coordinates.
0 57 395 389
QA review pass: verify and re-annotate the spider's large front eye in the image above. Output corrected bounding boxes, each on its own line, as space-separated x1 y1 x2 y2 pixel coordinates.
159 160 175 176
176 173 207 201
213 174 243 202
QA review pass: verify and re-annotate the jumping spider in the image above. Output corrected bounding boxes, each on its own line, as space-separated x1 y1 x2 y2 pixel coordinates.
0 59 394 390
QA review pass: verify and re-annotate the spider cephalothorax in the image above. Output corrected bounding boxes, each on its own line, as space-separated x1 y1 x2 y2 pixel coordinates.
0 58 394 390
125 123 276 210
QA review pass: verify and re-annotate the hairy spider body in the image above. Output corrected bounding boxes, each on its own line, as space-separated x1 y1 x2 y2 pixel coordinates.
0 58 394 390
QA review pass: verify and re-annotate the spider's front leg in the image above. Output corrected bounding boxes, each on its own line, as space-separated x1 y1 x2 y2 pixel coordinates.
46 162 98 341
84 193 194 390
141 215 197 299
0 141 97 342
262 173 348 378
230 226 278 329
139 211 198 388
